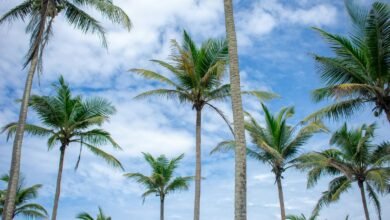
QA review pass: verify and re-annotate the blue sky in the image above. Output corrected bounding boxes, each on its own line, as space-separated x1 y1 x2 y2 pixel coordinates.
0 0 389 219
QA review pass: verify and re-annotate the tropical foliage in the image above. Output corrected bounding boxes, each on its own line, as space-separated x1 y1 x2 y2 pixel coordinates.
131 30 276 220
2 76 123 220
295 123 390 220
306 1 390 123
0 174 48 219
124 153 192 220
212 103 327 220
0 1 131 218
77 207 112 220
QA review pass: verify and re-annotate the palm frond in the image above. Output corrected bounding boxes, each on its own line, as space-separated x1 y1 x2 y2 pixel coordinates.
0 0 33 25
165 176 193 194
83 143 123 170
76 212 94 220
304 98 366 121
2 122 53 141
130 68 181 88
366 182 382 220
243 90 279 101
76 0 132 30
64 1 108 48
210 140 235 155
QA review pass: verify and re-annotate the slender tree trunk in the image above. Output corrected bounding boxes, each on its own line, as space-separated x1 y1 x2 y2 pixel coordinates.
358 181 370 220
2 52 39 220
276 177 286 220
223 1 247 220
193 109 202 220
52 146 66 220
160 196 165 220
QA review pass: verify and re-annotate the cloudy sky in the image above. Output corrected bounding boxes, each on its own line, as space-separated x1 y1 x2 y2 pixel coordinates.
0 0 389 219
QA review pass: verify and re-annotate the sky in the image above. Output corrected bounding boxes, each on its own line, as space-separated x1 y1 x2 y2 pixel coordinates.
0 0 389 219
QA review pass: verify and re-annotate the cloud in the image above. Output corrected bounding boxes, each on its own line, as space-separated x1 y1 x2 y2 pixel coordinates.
236 0 338 47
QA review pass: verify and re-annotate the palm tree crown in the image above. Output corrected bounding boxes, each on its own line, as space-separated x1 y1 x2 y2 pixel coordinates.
77 207 112 220
2 76 123 220
125 153 192 201
0 0 132 66
212 103 327 220
306 1 390 123
296 123 390 220
3 76 123 169
124 153 192 220
0 174 48 219
131 30 232 113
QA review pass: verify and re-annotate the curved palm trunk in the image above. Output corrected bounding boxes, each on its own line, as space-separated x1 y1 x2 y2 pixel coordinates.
276 177 286 220
358 181 370 220
2 53 39 220
52 146 66 220
160 195 165 220
223 1 247 219
193 109 202 220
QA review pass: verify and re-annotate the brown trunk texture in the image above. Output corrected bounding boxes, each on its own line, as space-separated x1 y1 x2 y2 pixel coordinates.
358 181 370 220
51 146 66 220
2 53 39 220
223 0 247 220
193 109 202 220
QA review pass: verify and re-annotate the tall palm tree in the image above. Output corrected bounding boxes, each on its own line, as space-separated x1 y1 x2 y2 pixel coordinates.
305 1 390 123
212 104 327 220
223 0 248 219
0 174 48 219
295 123 390 220
124 153 192 220
2 76 123 220
130 30 275 220
0 1 131 219
76 207 112 220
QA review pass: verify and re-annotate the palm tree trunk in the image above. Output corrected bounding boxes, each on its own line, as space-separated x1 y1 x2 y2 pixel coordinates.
160 196 165 220
1 52 39 220
223 1 247 220
276 177 286 220
52 145 66 220
358 181 370 220
193 109 202 220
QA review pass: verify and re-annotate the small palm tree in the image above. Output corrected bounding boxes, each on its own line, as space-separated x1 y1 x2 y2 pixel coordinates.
296 123 390 220
0 174 48 219
0 1 131 219
76 207 112 220
306 1 390 123
124 153 192 220
2 76 123 220
131 30 276 220
212 103 327 220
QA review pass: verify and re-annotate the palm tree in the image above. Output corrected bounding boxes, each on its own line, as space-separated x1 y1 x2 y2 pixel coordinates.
2 76 123 220
295 123 390 220
124 153 192 220
223 0 248 219
130 30 275 220
212 104 327 220
0 1 131 219
305 1 390 123
76 207 112 220
0 174 48 219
